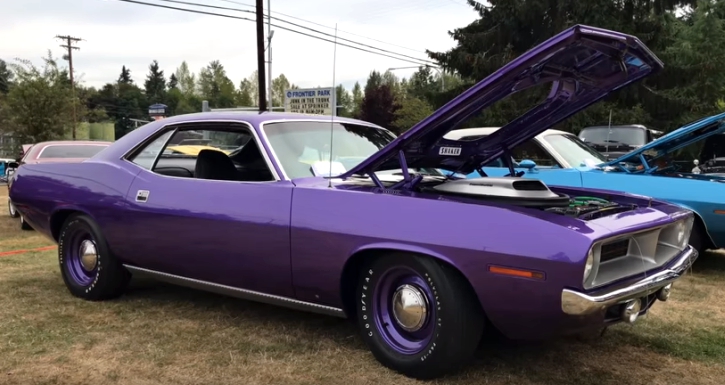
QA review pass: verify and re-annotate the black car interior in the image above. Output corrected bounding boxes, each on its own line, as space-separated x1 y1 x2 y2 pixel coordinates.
139 129 276 182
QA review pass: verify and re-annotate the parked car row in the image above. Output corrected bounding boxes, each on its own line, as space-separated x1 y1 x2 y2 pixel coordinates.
5 25 708 379
6 140 111 229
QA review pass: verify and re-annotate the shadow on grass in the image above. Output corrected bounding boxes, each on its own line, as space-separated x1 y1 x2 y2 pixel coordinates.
4 267 723 385
694 251 725 276
114 276 723 384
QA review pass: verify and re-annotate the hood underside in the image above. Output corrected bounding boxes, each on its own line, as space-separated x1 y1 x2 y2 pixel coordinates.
340 24 663 178
602 111 725 167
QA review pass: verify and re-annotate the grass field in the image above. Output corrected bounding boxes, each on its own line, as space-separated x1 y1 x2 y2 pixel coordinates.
1 185 724 385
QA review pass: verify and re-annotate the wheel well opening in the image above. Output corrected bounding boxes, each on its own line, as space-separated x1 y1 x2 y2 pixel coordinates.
692 212 715 250
339 248 484 321
50 209 79 241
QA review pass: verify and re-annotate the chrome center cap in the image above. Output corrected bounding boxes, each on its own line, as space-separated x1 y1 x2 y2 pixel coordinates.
391 284 428 332
79 240 98 271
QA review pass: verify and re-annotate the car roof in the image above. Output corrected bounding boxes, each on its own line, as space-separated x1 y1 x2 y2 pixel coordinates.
139 111 379 127
444 127 570 140
33 140 112 146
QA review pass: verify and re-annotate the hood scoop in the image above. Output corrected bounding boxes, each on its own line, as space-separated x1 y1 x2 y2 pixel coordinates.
431 177 571 207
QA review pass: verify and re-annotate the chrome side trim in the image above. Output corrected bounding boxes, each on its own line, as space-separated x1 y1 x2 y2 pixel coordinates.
123 265 346 318
561 245 698 316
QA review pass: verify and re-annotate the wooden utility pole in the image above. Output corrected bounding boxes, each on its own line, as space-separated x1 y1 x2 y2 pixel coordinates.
255 0 267 111
55 35 82 139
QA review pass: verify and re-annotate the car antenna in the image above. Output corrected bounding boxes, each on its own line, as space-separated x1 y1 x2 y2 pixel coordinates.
605 109 612 154
327 23 339 188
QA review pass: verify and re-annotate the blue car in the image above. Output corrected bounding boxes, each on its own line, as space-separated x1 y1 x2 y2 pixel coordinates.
444 113 725 252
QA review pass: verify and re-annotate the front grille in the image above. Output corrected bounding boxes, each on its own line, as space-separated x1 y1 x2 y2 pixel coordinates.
600 239 629 263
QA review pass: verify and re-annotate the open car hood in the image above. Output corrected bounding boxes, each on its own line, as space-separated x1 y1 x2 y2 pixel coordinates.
601 111 725 167
339 25 663 178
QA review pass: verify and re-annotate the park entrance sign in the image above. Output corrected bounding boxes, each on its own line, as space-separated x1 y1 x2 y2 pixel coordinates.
283 87 336 116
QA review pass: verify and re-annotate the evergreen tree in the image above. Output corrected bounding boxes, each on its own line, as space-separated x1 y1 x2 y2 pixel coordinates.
144 60 167 104
118 65 132 84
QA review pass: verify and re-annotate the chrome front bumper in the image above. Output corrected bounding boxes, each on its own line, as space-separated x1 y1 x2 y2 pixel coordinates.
561 245 698 316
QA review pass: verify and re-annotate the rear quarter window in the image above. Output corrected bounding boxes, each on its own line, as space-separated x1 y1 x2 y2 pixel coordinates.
38 145 108 159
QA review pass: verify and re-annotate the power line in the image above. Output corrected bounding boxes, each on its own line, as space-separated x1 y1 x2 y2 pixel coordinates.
111 0 436 67
153 0 437 65
215 0 430 55
55 35 83 139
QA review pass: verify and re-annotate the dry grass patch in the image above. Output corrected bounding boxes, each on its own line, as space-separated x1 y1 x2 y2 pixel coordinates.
1 183 724 384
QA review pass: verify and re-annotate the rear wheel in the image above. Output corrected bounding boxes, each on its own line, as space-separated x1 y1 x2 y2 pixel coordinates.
58 214 130 300
356 252 484 379
19 215 32 230
8 199 19 218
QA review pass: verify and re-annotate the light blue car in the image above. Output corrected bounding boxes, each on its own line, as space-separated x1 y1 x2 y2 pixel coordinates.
444 113 725 252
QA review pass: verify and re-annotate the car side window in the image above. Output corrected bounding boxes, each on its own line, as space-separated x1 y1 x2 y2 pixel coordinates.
126 123 275 182
510 140 558 167
129 131 174 170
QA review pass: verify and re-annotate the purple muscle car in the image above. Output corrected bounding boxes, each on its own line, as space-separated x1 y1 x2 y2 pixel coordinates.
9 25 698 379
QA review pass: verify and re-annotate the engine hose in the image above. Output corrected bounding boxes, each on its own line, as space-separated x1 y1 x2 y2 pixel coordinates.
571 196 610 206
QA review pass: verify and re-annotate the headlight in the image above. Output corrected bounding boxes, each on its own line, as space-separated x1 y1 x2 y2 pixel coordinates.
583 247 595 283
659 216 695 250
678 215 695 250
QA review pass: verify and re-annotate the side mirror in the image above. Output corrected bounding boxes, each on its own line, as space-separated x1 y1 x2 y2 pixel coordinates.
7 162 19 169
518 159 537 169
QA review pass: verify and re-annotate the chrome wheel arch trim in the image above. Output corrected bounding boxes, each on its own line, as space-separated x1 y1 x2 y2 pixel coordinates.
123 265 346 318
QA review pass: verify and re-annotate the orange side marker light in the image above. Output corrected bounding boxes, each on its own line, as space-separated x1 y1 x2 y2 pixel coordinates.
488 265 545 280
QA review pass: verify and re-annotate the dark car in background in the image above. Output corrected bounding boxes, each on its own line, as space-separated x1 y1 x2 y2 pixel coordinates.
7 140 111 229
578 124 662 160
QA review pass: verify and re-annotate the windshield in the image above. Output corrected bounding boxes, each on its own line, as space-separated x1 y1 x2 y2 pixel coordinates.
543 133 607 167
579 127 648 146
38 144 108 159
264 121 436 179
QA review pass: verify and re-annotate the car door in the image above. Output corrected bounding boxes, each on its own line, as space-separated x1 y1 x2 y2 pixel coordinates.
478 138 583 187
121 121 295 298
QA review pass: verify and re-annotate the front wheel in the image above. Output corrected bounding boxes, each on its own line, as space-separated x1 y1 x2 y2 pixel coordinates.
58 213 130 301
356 252 484 379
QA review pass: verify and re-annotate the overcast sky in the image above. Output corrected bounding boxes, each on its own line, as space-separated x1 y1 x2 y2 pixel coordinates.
0 0 478 93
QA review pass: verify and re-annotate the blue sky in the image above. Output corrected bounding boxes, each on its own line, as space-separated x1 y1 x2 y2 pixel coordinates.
0 0 478 93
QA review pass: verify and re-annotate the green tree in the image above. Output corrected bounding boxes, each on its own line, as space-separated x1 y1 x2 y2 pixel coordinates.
168 73 178 89
118 65 132 84
363 70 383 95
4 52 74 142
359 82 400 131
271 74 290 106
351 81 363 118
654 0 725 125
144 60 167 104
427 0 699 133
236 78 254 107
197 60 236 108
0 59 13 94
392 97 434 133
335 84 353 117
174 61 197 96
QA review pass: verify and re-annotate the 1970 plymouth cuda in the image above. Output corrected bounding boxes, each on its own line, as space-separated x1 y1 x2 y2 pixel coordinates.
447 112 725 253
9 25 698 379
